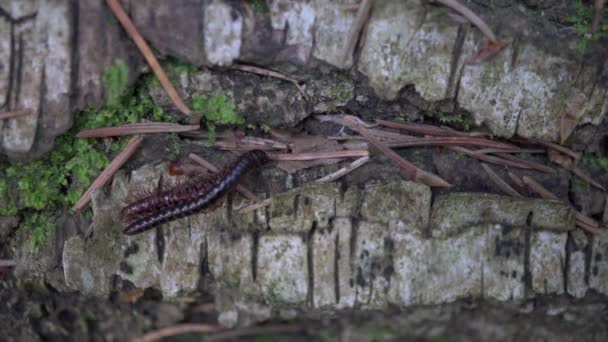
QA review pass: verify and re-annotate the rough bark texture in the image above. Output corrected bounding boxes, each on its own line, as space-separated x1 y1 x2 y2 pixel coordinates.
0 0 607 161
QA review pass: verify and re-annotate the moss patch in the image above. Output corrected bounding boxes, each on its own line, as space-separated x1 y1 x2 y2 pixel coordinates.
3 61 173 249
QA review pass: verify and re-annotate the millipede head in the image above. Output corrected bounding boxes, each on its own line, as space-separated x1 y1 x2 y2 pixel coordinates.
248 150 270 166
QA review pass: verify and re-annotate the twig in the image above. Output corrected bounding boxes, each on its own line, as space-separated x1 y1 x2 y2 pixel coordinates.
188 153 260 202
232 63 306 98
105 0 191 115
0 260 16 268
320 115 450 187
0 109 31 120
314 156 370 183
131 323 224 342
267 150 369 161
341 0 373 66
522 175 602 235
77 123 200 138
238 155 370 214
434 0 497 42
480 163 523 198
73 135 144 211
237 198 273 214
205 324 304 342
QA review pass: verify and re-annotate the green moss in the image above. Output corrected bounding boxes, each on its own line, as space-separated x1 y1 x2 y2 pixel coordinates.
18 213 55 250
329 81 353 101
437 112 474 131
246 0 270 14
190 93 244 144
582 154 608 171
104 59 129 107
565 0 608 53
4 63 173 248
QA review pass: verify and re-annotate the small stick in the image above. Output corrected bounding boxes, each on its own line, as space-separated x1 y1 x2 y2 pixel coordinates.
232 63 306 98
0 109 31 120
314 156 370 183
131 323 224 342
238 155 370 214
341 0 373 66
188 153 260 202
105 0 191 115
0 260 16 268
268 150 369 161
73 135 144 211
481 163 523 198
77 123 200 138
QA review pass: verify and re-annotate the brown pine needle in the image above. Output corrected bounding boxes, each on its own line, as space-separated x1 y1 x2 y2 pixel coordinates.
320 115 450 187
435 0 497 42
521 176 558 201
475 148 545 154
105 0 191 115
572 167 606 192
341 0 373 66
205 324 305 342
522 175 602 234
481 163 523 198
131 323 224 342
232 63 306 98
514 137 581 160
77 123 200 138
73 135 144 211
493 153 556 174
376 119 477 137
0 260 16 268
0 109 31 120
449 146 545 171
383 136 518 150
214 136 288 151
268 150 369 161
188 153 260 202
507 171 525 189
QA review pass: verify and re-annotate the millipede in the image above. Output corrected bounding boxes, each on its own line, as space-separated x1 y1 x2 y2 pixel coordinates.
121 150 269 235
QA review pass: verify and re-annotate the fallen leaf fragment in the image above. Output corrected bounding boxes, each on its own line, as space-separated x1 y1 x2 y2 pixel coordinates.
466 40 509 64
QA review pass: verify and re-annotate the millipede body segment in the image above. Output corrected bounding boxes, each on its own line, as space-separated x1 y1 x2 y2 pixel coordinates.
122 150 269 235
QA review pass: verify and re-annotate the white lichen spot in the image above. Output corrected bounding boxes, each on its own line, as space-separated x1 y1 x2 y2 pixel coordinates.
204 0 242 66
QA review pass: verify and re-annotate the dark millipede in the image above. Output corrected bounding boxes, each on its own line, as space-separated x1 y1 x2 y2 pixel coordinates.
122 150 269 235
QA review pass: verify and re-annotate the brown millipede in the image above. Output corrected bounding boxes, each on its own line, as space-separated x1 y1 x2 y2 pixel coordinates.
122 150 269 235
